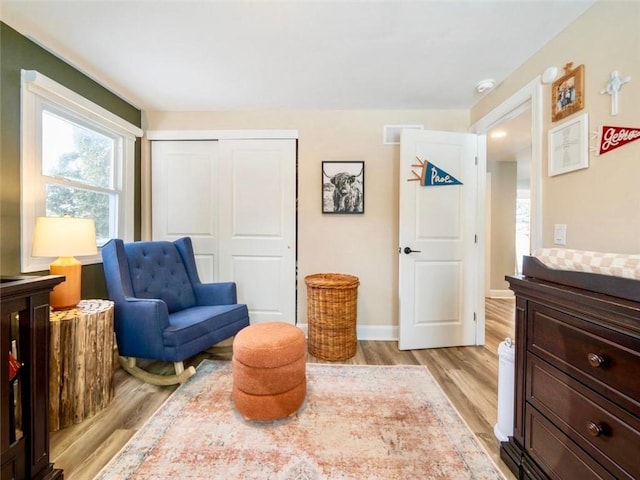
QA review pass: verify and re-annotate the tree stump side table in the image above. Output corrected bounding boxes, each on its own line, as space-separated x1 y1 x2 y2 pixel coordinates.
49 299 115 431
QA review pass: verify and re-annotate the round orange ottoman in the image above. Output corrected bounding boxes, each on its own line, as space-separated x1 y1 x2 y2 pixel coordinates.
232 322 306 421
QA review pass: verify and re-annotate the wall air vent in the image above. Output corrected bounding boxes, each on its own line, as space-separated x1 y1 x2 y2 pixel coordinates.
383 125 423 145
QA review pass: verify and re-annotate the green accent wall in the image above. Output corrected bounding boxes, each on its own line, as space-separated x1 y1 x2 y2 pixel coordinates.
0 22 142 299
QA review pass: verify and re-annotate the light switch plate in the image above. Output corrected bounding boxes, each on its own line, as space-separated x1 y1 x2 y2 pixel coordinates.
554 224 567 245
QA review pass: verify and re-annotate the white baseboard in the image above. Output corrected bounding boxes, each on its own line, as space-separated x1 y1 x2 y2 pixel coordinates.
358 325 398 341
297 324 398 341
487 289 514 299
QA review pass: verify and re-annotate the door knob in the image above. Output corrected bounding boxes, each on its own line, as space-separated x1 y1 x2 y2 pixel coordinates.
403 247 422 254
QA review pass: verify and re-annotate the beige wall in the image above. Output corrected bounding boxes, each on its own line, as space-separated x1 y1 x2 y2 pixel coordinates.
487 161 517 291
472 0 640 254
144 110 469 332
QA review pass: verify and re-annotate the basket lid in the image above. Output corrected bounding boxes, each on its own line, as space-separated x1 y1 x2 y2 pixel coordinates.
304 273 359 288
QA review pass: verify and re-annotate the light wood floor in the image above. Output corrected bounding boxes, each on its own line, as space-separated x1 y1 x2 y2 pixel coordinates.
51 298 516 480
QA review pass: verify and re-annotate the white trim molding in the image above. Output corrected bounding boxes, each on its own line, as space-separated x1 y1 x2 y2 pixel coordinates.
146 130 299 141
471 76 543 253
22 70 143 138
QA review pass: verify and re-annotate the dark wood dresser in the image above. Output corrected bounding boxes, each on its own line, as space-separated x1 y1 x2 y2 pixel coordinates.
1 276 64 480
503 256 640 480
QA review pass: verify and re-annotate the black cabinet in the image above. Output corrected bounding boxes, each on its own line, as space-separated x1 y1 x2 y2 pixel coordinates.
1 276 64 480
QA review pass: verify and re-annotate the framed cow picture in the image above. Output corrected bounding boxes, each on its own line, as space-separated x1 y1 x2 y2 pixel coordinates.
322 161 365 214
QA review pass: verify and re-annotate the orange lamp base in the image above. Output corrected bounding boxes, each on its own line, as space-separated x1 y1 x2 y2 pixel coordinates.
49 256 82 310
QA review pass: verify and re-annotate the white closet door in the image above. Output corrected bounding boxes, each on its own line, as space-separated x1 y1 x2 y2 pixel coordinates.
218 139 297 324
151 140 219 282
151 138 296 325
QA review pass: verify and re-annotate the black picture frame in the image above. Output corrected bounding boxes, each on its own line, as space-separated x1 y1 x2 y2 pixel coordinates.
322 161 365 214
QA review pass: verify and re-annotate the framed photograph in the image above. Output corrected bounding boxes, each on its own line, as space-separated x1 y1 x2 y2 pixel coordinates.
322 161 364 214
548 113 589 177
551 63 584 122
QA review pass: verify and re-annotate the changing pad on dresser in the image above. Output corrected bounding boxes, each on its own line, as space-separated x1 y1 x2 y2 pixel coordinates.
533 248 640 280
521 249 640 303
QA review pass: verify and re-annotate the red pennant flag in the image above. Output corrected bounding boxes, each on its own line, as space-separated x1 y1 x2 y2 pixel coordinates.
598 125 640 155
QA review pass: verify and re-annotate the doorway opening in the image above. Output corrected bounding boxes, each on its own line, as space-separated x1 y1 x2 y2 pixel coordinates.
472 76 543 324
486 106 532 293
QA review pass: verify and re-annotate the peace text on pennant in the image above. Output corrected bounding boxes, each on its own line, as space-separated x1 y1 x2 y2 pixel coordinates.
408 157 463 186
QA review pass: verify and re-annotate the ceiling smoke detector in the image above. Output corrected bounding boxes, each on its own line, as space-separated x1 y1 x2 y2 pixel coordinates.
475 79 496 93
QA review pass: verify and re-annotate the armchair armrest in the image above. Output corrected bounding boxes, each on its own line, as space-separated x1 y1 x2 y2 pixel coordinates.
174 237 239 306
193 282 238 306
113 298 170 359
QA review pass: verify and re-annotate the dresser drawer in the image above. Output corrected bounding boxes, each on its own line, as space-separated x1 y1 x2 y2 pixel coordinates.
528 304 640 411
527 356 640 479
525 405 617 480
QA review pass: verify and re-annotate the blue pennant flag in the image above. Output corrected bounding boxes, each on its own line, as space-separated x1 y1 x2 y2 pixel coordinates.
422 160 463 187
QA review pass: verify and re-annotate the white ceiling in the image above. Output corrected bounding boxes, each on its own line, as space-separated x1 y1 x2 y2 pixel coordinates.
1 0 595 112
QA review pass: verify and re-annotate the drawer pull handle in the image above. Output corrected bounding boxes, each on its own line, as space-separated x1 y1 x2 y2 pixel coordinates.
587 421 605 437
587 353 605 368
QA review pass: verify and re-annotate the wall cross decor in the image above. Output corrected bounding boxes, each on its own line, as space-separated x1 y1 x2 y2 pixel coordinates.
600 70 631 116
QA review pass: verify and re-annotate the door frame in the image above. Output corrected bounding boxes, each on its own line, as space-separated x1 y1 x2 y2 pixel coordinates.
471 77 543 253
470 77 542 344
142 130 298 240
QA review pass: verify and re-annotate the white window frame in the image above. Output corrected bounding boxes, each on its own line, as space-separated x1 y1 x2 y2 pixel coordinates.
20 69 143 273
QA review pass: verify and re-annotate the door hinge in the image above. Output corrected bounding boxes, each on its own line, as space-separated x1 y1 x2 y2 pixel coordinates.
475 155 478 166
474 234 478 244
473 312 477 322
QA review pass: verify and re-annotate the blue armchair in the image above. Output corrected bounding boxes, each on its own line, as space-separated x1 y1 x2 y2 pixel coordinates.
102 237 250 385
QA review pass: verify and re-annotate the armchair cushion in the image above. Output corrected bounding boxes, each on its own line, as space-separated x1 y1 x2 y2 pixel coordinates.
165 305 249 347
124 241 196 313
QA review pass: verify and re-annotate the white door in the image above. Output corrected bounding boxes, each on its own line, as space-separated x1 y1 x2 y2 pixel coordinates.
398 129 481 350
152 141 219 281
151 139 296 325
218 139 297 324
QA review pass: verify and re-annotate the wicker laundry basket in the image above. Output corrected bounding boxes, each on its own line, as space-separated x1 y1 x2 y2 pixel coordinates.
305 273 359 361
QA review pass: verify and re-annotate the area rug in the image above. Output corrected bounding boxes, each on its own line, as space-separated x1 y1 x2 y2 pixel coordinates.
96 360 505 479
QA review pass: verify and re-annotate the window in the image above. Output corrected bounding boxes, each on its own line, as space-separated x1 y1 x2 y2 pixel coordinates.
21 70 142 272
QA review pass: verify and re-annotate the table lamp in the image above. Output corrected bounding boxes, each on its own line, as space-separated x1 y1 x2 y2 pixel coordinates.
32 216 98 310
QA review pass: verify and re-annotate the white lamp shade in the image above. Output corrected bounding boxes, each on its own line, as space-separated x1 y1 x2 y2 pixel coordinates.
32 216 98 258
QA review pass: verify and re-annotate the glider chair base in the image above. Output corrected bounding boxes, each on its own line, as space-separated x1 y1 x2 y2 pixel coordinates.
119 356 196 386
